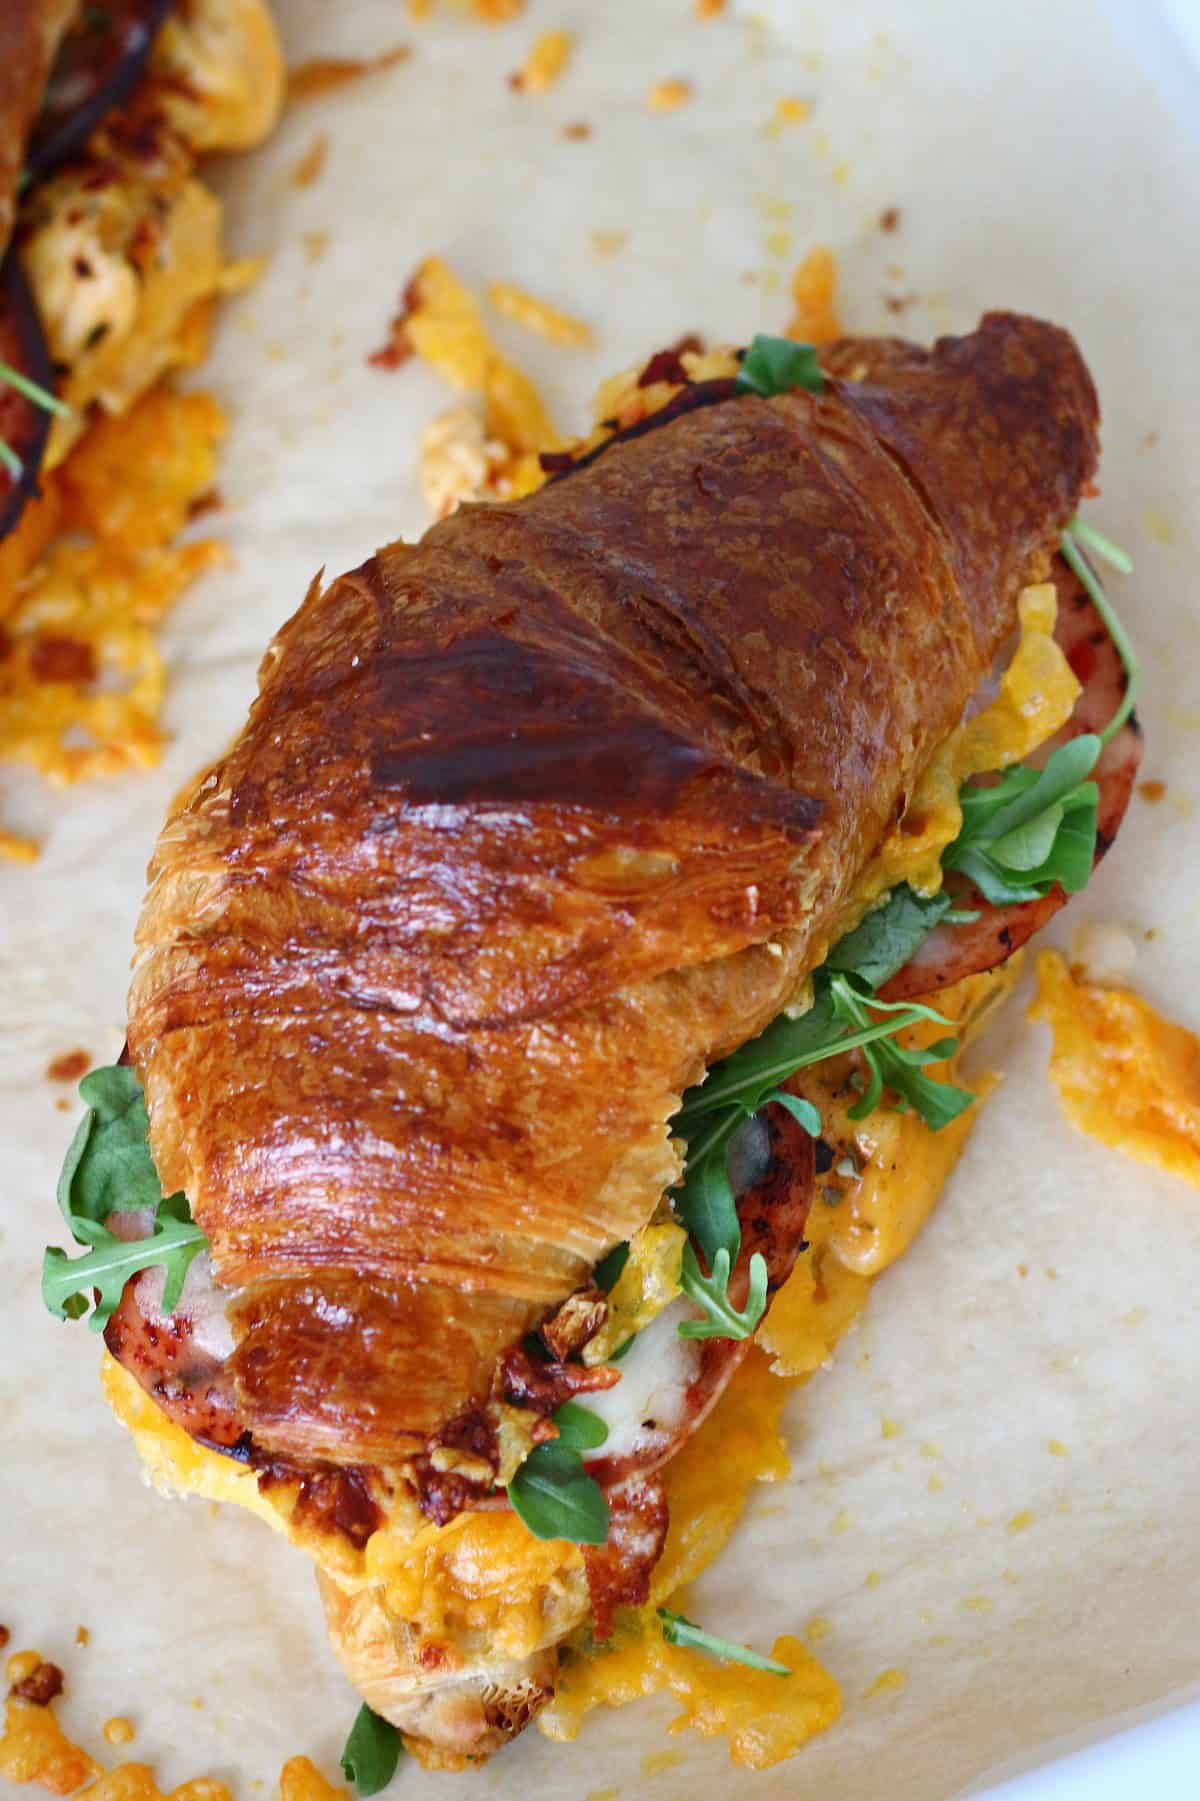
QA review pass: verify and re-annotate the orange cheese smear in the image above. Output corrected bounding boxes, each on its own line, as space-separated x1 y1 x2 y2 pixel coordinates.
787 246 842 346
541 1352 841 1768
541 961 1014 1765
1031 950 1200 1187
0 383 226 847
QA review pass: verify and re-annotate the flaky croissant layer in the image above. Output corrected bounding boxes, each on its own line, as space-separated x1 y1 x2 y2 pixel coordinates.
126 312 1099 1464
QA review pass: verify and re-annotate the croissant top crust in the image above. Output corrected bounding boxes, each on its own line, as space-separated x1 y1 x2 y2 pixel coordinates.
127 313 1099 1463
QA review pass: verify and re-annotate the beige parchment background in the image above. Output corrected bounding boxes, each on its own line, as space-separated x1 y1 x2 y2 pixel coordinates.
2 2 1199 1796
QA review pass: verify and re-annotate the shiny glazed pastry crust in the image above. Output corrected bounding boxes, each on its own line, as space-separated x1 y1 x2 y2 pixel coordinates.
126 312 1099 1467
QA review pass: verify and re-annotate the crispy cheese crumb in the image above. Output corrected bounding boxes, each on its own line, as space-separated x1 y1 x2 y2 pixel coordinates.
766 96 811 135
695 0 726 14
418 408 510 520
511 31 574 93
648 79 693 111
102 1720 135 1748
590 229 628 258
402 256 559 452
487 281 593 346
278 1756 348 1801
786 246 842 345
0 385 228 834
290 134 328 187
865 1669 907 1699
287 48 410 105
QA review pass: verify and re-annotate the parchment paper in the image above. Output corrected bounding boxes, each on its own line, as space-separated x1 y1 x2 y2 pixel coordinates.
3 2 1199 1797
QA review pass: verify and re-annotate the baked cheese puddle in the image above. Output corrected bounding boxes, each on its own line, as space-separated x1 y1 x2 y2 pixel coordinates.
0 1646 342 1801
1031 951 1200 1188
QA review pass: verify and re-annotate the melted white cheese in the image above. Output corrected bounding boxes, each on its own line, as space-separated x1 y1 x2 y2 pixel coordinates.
581 1299 700 1464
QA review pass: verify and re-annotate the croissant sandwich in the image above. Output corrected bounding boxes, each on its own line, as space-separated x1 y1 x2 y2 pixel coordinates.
0 0 282 548
44 313 1143 1774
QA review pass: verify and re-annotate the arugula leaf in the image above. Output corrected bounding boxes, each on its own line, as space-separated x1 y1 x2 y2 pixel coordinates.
508 1439 610 1545
943 736 1101 906
340 1704 402 1797
509 1402 610 1544
677 978 965 1139
678 1242 768 1342
58 1064 163 1230
0 359 70 419
1067 516 1133 577
667 887 970 1343
825 886 953 990
658 1608 791 1676
46 1064 210 1332
828 977 973 1129
551 1401 609 1452
593 1241 630 1292
42 1193 207 1332
673 1138 740 1270
1061 524 1139 746
737 334 825 398
765 1090 822 1137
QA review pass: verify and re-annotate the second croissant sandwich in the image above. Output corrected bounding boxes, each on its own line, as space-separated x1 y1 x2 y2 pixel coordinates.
44 312 1142 1773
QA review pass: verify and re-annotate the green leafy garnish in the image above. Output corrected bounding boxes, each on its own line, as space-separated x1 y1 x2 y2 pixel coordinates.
825 886 953 990
593 1242 630 1292
43 1064 209 1332
551 1400 611 1451
658 1608 791 1675
1061 522 1139 746
1067 515 1134 577
508 1402 610 1545
737 334 825 398
43 1193 207 1332
0 359 71 486
825 977 972 1129
667 885 970 1345
340 1704 402 1797
943 734 1101 906
58 1065 163 1222
678 1239 768 1342
0 359 70 419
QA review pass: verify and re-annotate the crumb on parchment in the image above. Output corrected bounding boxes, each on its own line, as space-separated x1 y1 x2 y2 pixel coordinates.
648 78 692 110
509 31 574 93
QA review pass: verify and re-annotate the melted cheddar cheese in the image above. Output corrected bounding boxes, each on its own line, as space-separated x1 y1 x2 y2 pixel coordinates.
0 386 227 791
1031 951 1200 1187
545 1629 841 1770
363 1513 586 1663
836 583 1081 938
0 0 283 852
584 1217 686 1364
99 1354 375 1586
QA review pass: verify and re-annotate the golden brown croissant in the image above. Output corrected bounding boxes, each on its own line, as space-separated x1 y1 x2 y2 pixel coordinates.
124 311 1099 1474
